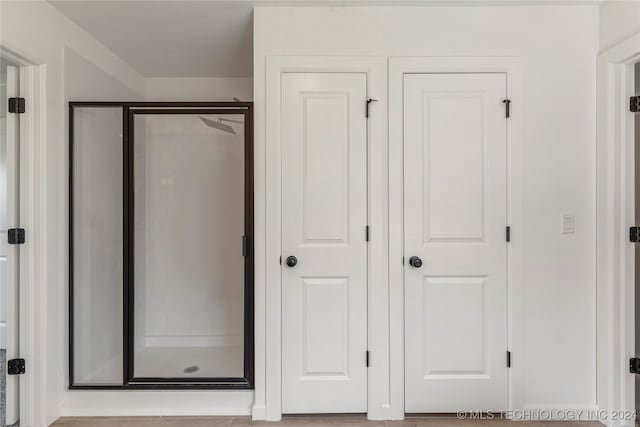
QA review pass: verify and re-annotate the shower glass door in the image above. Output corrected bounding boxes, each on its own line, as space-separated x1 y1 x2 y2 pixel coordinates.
130 109 250 382
70 102 253 389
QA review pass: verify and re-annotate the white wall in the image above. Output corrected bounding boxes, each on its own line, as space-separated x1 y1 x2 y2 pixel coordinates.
253 5 598 415
145 77 252 101
0 1 144 424
600 0 640 52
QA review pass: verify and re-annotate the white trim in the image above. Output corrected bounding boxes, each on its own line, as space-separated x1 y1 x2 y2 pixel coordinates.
516 404 600 421
22 61 47 427
387 56 525 415
0 46 47 427
61 391 254 417
596 30 640 427
260 56 388 421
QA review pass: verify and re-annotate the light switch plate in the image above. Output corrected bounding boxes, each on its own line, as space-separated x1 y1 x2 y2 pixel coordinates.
561 213 575 234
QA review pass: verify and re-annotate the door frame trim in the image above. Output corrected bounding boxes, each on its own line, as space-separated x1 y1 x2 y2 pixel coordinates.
0 47 46 427
388 57 524 415
260 56 388 421
595 31 640 427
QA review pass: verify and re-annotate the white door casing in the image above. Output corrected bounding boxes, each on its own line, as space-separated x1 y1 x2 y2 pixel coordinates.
2 64 20 425
281 72 369 414
403 73 509 412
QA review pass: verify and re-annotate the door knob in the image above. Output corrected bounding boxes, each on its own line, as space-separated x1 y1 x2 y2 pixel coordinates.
286 256 298 268
409 256 423 268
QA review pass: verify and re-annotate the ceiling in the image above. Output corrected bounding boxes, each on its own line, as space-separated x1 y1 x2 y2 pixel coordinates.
49 0 602 78
50 1 254 77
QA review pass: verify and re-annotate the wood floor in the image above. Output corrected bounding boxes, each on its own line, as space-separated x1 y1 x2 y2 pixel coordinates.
51 416 603 427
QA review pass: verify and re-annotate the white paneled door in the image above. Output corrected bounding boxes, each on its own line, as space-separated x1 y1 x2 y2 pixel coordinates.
281 73 368 414
403 73 509 412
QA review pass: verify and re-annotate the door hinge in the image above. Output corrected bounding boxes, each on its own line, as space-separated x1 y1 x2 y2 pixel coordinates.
242 235 248 257
503 99 511 118
8 228 25 245
366 226 370 242
507 351 511 368
506 226 511 243
7 358 25 375
366 351 370 367
631 358 640 374
366 98 378 118
8 97 25 114
279 256 282 265
631 96 640 113
631 227 640 243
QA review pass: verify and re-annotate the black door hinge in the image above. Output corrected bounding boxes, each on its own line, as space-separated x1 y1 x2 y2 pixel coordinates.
8 228 25 245
366 351 370 367
631 358 640 374
366 226 370 242
506 226 511 243
631 227 640 243
242 235 248 257
631 96 640 113
7 358 25 375
503 99 511 118
8 97 25 114
507 351 511 368
366 98 378 118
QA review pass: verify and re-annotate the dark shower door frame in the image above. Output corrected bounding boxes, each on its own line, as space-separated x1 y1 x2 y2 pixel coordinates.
69 102 254 390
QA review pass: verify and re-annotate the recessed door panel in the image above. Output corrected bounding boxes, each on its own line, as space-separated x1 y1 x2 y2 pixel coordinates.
302 277 349 377
404 73 508 412
281 72 368 414
422 276 487 376
302 94 350 244
424 95 485 242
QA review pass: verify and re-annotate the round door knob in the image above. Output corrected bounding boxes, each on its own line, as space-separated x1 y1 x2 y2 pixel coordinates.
409 256 423 268
286 256 298 268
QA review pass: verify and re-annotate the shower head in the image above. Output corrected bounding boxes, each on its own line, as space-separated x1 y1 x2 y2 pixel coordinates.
200 116 236 134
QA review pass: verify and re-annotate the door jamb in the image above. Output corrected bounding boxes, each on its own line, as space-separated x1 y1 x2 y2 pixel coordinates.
260 56 389 421
0 47 46 427
596 31 640 427
388 57 525 414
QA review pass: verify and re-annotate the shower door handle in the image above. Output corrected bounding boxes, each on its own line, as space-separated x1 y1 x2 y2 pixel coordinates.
286 256 298 268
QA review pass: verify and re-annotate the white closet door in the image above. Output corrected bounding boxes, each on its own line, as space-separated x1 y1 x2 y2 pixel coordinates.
281 72 368 414
403 73 508 412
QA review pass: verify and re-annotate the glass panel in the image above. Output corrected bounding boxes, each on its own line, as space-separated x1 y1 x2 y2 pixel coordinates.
72 107 123 384
133 113 245 379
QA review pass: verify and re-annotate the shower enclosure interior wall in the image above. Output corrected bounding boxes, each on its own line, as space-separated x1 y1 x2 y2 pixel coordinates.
69 102 254 389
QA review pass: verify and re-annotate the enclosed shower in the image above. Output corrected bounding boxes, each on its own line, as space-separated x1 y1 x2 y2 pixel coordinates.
69 102 253 388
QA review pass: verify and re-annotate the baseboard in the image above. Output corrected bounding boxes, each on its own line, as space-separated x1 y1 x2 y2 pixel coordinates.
518 404 601 421
251 403 266 420
61 390 254 417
